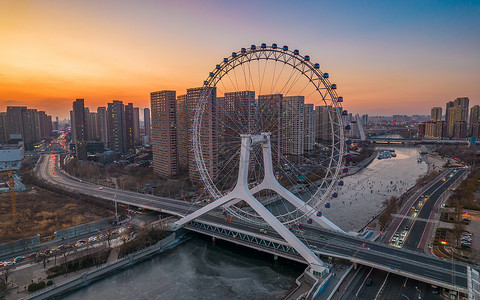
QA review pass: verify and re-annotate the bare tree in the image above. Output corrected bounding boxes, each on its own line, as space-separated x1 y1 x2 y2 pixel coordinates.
452 223 466 247
0 266 11 299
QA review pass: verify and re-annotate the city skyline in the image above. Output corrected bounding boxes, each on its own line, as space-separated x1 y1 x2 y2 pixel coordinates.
1 1 479 118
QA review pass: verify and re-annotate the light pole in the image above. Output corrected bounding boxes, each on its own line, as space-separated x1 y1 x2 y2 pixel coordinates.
401 294 409 300
114 193 118 224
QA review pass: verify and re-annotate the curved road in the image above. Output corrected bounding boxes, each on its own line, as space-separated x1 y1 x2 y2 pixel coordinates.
35 155 472 292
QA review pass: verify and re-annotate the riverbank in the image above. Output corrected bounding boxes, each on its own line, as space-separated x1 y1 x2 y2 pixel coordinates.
342 149 378 178
24 230 184 300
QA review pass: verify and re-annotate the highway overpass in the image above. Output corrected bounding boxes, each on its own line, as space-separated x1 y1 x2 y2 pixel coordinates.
34 154 476 294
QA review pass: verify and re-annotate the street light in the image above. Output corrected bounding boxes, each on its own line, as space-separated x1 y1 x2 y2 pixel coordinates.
401 294 409 300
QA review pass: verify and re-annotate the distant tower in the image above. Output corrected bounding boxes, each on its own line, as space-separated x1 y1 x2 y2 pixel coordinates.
133 107 141 143
107 100 126 154
430 107 442 122
361 114 369 126
72 99 87 160
124 103 135 151
144 108 151 143
97 107 108 144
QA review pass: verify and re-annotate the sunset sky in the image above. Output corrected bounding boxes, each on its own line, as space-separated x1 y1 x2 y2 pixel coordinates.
1 0 479 119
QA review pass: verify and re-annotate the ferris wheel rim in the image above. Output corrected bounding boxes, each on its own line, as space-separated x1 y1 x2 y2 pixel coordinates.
193 43 346 226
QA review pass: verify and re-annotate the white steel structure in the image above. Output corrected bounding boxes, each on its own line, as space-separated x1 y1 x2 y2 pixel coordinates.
176 43 348 276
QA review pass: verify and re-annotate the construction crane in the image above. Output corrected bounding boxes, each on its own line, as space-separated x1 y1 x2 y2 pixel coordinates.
0 166 33 222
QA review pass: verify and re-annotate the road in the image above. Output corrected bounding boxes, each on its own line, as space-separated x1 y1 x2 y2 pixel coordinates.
392 168 466 251
35 154 472 292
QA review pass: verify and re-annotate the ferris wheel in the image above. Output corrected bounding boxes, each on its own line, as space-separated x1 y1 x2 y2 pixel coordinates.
192 43 347 227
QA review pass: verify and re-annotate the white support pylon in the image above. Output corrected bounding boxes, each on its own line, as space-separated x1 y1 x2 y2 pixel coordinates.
224 135 344 233
175 133 329 276
249 134 344 233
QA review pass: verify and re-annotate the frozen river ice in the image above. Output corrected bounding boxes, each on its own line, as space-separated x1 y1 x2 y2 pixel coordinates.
63 236 301 300
321 146 428 232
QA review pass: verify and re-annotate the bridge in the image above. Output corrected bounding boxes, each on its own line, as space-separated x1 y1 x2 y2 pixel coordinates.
356 136 478 145
33 154 479 295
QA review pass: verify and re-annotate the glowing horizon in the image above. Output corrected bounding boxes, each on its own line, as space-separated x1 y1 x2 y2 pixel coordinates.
1 0 479 119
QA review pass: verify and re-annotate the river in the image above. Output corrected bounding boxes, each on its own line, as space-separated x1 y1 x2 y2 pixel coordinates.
63 145 427 299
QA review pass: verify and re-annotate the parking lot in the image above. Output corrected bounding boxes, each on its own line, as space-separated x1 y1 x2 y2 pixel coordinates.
462 210 480 249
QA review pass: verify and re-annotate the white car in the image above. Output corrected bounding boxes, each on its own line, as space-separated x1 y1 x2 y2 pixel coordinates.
98 187 103 190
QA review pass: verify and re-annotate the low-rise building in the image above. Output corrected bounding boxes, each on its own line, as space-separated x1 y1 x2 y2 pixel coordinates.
0 142 24 171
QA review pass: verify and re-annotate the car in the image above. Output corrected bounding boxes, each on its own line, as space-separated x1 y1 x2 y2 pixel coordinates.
75 240 87 247
404 226 410 231
394 232 400 237
5 261 14 266
98 187 103 190
391 237 397 242
0 262 6 267
14 256 25 262
260 229 267 234
365 279 373 286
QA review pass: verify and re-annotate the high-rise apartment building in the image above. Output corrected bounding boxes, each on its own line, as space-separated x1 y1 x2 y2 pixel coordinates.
221 91 257 147
144 108 151 143
304 104 315 152
283 96 304 157
446 97 469 138
6 106 26 140
24 109 41 143
72 99 87 160
258 94 282 163
37 111 52 139
87 111 99 141
107 100 126 154
151 90 178 178
133 107 140 143
430 107 442 122
0 113 7 144
315 105 334 143
124 103 135 151
176 94 189 172
469 105 480 137
97 107 108 144
186 87 217 182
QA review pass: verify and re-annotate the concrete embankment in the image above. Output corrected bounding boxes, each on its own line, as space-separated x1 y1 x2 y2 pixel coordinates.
26 231 185 300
